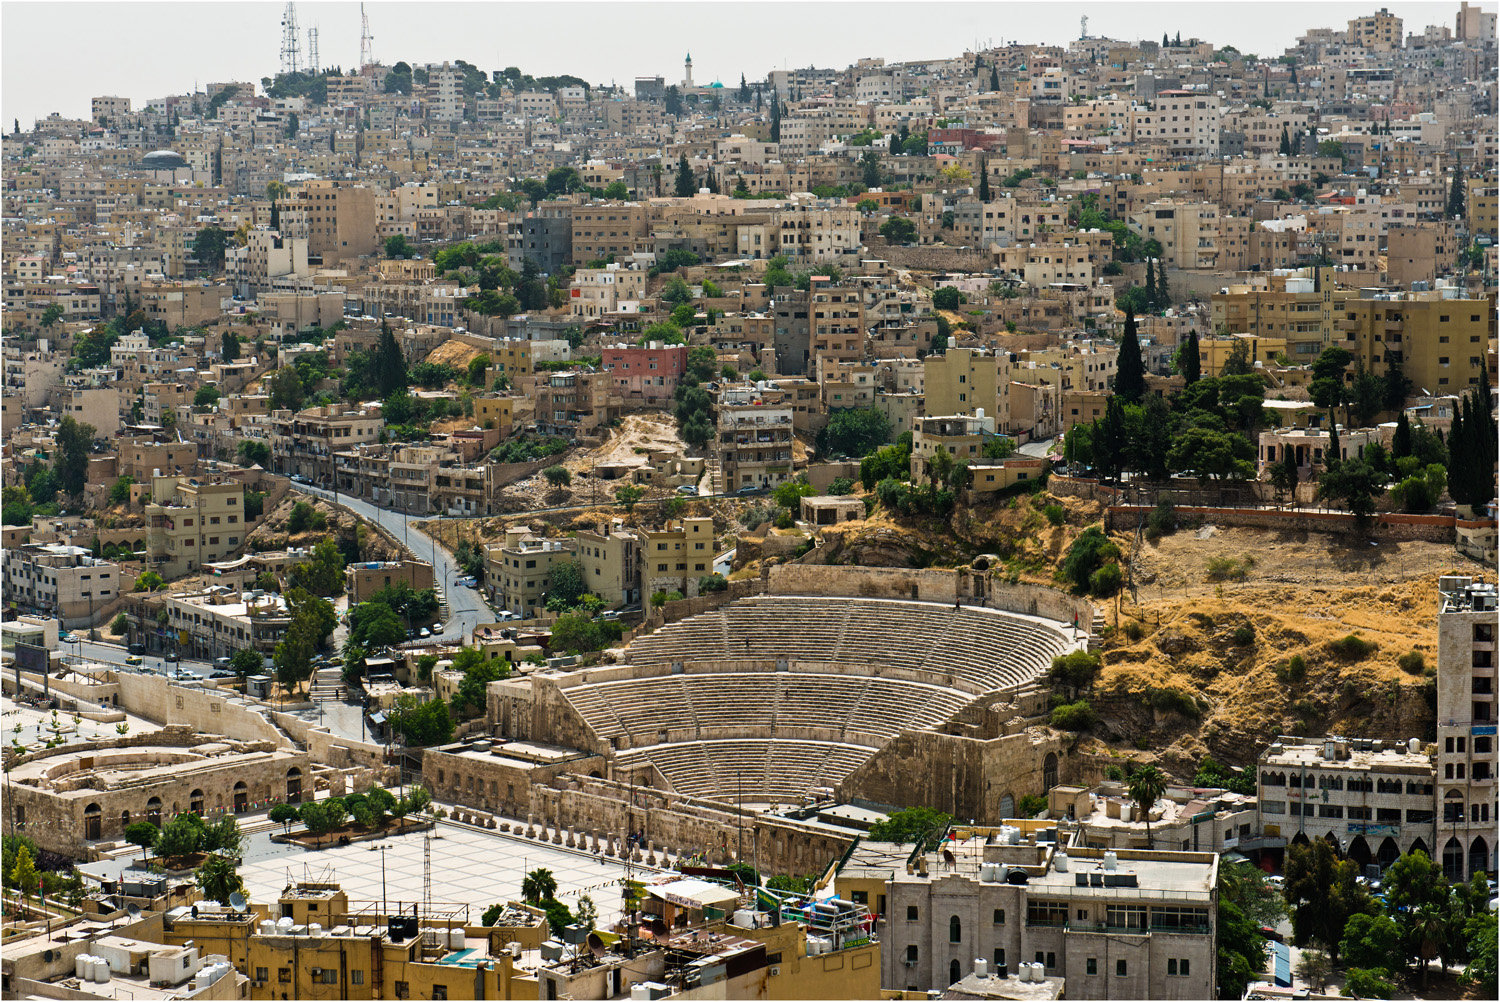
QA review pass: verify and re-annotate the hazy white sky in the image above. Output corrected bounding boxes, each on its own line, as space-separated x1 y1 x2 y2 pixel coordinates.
0 1 1481 128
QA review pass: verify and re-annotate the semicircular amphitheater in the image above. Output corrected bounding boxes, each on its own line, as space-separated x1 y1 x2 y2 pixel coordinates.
542 592 1081 809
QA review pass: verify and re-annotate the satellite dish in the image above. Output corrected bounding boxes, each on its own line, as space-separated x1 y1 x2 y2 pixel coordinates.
942 848 956 868
587 932 606 958
230 892 247 913
191 905 199 918
127 904 142 919
42 950 55 962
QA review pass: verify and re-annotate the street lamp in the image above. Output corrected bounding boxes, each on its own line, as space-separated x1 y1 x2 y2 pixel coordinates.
376 844 391 919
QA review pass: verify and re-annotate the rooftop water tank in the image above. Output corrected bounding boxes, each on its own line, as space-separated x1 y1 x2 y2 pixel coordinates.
975 958 988 978
1103 851 1118 871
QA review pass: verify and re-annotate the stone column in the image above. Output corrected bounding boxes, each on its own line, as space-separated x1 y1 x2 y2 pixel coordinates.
525 813 535 839
566 826 577 849
605 833 616 857
646 841 657 866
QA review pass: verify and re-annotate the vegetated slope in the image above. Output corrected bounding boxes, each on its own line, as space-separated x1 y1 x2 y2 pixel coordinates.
786 489 1466 777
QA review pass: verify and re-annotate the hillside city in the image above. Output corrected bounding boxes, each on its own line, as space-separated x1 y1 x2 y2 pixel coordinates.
1 3 1498 1000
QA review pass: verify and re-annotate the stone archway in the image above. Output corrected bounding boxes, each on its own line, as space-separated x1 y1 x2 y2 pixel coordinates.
84 803 102 840
1376 837 1401 867
190 789 205 815
1348 836 1372 868
1443 837 1465 879
1409 837 1429 859
286 768 303 804
998 793 1015 819
233 781 248 812
1043 753 1058 790
146 797 162 826
1468 835 1488 879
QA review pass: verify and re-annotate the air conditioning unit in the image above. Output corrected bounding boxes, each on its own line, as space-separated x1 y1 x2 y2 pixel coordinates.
310 969 322 978
769 965 781 977
903 959 919 968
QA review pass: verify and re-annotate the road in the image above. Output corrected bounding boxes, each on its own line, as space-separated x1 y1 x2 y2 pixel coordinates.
292 485 495 645
62 637 218 678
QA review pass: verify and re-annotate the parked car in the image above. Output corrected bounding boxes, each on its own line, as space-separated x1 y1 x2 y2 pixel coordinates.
676 485 699 495
418 627 431 639
1258 926 1285 943
58 631 76 643
165 652 180 664
290 474 312 485
127 643 146 655
736 485 761 495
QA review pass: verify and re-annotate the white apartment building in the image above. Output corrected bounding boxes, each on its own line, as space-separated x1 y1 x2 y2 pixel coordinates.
1435 575 1498 879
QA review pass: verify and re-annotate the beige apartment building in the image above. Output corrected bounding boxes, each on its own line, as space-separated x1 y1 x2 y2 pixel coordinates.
1435 575 1497 879
345 559 436 603
145 477 248 579
281 180 379 264
923 347 1014 433
1338 290 1491 396
485 526 574 618
1126 200 1219 271
574 519 641 608
1348 7 1403 49
714 386 795 489
1211 268 1349 363
1 543 123 629
640 516 715 600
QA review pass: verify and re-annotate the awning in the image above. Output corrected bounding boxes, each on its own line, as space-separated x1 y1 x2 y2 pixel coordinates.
648 878 739 910
368 712 387 725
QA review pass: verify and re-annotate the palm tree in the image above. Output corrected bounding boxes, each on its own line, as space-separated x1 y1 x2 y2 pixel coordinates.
1411 901 1446 988
194 853 246 906
1126 765 1168 848
521 867 557 904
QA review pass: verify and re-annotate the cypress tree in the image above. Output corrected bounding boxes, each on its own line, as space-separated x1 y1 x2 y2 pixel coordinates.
1326 414 1341 468
769 95 781 143
1155 258 1170 310
1115 309 1146 403
1279 123 1291 156
376 320 408 398
978 159 991 202
1391 410 1412 459
1175 31 1182 46
989 66 1000 92
1144 258 1158 310
674 154 695 197
1447 153 1465 219
1163 32 1170 48
1181 330 1201 385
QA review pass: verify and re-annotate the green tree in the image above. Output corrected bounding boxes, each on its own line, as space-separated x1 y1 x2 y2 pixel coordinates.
674 154 695 197
822 408 891 457
1341 912 1403 970
54 416 96 496
542 465 572 488
389 695 453 746
1114 310 1145 402
124 822 159 861
220 330 242 362
10 844 40 897
1448 386 1498 510
267 366 305 412
109 475 135 506
1316 458 1383 532
39 304 64 328
867 806 952 848
238 440 271 467
1447 153 1464 218
228 647 262 682
451 657 507 717
1283 839 1373 961
154 814 205 858
384 234 415 258
522 867 558 904
550 613 609 654
268 803 300 833
614 484 645 510
879 216 917 245
545 561 588 610
195 853 246 905
191 225 230 269
375 320 408 397
135 570 166 592
1125 765 1167 848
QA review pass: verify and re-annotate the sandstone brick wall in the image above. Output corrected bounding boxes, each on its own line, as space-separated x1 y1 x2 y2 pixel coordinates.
1104 504 1458 542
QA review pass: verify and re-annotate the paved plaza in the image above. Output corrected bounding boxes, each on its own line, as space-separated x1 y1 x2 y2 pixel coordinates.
237 820 667 926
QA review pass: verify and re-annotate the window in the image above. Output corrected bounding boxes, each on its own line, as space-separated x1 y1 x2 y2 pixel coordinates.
317 970 338 984
1027 901 1068 927
278 969 292 983
394 982 410 1000
994 949 1006 968
1116 960 1128 977
907 905 919 922
993 908 1005 925
1087 958 1098 975
352 971 365 985
433 988 447 1001
905 945 918 964
255 968 268 983
949 915 962 943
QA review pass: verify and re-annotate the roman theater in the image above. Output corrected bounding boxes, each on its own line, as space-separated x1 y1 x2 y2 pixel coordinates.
426 564 1095 868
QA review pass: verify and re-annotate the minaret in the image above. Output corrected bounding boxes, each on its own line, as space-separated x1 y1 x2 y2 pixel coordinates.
684 53 694 90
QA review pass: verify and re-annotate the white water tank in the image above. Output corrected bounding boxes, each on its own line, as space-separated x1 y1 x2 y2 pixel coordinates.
1103 850 1118 871
276 917 294 932
1408 737 1421 753
631 986 651 1002
261 919 277 935
450 928 466 949
995 864 1008 883
1019 963 1034 983
308 923 322 939
975 958 989 978
93 959 110 984
1054 851 1069 872
76 955 91 980
1120 803 1132 822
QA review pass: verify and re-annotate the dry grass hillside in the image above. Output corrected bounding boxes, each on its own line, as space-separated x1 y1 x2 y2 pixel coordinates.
790 488 1472 778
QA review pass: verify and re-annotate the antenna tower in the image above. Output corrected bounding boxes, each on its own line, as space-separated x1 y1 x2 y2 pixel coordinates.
279 2 301 77
423 829 432 912
1080 15 1088 39
360 3 375 69
307 26 319 76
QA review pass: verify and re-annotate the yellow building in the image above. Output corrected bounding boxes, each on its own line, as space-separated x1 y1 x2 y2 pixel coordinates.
491 340 534 383
473 394 517 435
922 348 1014 433
1197 333 1289 377
484 525 575 618
640 516 714 599
1211 268 1350 362
1338 292 1492 396
144 476 248 578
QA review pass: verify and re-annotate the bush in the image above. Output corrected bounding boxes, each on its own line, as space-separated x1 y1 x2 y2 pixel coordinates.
1124 620 1144 641
1343 968 1394 999
110 613 128 635
1043 504 1064 526
698 573 728 593
1328 634 1377 660
1205 555 1254 581
1050 699 1098 730
1104 764 1125 781
1089 562 1122 597
542 465 571 488
828 477 855 496
1145 687 1200 717
1397 650 1426 674
1017 794 1049 817
1232 624 1256 646
1061 526 1119 592
1146 499 1176 539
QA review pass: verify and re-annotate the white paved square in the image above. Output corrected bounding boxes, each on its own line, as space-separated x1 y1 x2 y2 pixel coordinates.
237 821 665 926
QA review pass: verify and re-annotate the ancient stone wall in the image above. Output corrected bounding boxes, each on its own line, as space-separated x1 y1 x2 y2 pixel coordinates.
112 672 289 747
1104 504 1458 542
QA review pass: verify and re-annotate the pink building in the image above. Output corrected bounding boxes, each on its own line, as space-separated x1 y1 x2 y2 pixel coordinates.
599 342 689 404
